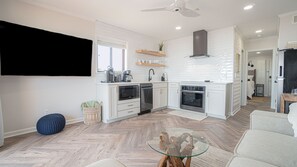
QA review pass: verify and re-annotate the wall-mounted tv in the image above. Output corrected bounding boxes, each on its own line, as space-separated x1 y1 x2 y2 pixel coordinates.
0 20 93 76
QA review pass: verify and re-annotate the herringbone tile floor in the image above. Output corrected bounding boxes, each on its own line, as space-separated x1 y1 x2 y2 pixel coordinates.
0 97 273 167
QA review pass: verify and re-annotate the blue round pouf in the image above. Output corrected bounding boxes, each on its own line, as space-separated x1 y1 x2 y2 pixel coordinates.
36 113 66 135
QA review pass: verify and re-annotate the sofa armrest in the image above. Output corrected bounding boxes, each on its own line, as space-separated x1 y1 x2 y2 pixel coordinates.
250 110 294 136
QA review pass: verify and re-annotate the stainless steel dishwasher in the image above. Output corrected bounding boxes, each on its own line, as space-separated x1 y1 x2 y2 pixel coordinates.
139 83 153 115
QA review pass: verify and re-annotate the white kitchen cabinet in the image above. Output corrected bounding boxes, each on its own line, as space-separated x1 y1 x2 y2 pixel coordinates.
97 84 140 123
206 83 232 119
160 88 168 108
168 82 180 109
153 82 168 110
109 85 118 119
97 84 118 122
117 99 140 118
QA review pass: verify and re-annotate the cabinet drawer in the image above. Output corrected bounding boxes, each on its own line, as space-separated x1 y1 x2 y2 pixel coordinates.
117 108 140 117
118 101 140 111
169 82 179 87
153 82 168 88
208 84 226 90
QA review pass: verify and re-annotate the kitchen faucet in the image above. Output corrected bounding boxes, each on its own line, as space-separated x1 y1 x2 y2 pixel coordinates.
148 68 155 82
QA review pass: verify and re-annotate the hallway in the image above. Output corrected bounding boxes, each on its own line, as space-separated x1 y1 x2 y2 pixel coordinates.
246 96 274 112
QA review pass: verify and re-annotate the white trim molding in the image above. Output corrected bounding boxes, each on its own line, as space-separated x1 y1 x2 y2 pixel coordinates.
4 117 84 138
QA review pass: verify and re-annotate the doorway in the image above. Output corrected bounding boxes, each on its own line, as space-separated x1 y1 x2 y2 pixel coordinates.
242 49 274 108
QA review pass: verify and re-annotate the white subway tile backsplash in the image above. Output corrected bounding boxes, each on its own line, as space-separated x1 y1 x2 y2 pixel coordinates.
165 27 235 83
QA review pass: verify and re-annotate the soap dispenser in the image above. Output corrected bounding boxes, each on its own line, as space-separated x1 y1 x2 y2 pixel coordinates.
161 73 167 81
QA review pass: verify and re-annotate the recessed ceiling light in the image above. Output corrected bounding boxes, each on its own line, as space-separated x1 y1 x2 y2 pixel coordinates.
244 4 254 10
175 26 182 30
256 52 261 54
255 29 263 33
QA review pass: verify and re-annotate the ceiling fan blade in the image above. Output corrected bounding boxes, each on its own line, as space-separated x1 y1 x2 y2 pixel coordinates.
179 8 199 17
141 7 168 12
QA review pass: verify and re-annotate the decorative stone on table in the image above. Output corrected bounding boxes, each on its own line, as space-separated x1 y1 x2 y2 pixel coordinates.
159 132 194 167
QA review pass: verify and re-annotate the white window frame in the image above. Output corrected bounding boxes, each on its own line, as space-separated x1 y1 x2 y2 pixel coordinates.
97 40 127 72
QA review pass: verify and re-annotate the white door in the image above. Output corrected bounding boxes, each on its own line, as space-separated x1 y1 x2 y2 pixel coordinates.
241 51 248 106
265 59 272 97
271 49 279 110
168 83 180 109
160 88 168 108
109 86 118 119
207 90 225 117
153 88 161 109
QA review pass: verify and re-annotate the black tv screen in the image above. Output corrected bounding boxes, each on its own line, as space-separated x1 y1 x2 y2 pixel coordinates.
0 20 93 76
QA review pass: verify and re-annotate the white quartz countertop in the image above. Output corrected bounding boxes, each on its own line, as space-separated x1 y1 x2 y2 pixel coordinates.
180 81 233 85
97 80 232 85
97 81 167 85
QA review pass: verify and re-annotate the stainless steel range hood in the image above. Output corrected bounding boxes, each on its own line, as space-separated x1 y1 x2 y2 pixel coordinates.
190 30 209 57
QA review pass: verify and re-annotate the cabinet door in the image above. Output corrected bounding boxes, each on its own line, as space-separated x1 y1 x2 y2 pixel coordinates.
207 90 225 117
109 86 118 119
160 88 168 108
168 84 180 108
153 88 161 109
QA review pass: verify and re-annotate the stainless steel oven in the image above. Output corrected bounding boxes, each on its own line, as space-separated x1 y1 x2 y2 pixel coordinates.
119 85 139 101
180 85 205 113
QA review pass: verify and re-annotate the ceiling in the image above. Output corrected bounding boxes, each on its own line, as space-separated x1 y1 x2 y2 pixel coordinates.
248 50 273 57
23 0 297 40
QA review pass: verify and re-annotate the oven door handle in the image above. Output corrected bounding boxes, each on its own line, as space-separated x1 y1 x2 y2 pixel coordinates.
141 87 152 90
181 90 205 93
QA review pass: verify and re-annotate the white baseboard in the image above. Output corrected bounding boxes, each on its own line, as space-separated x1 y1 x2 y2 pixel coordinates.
66 117 83 125
167 106 181 110
207 113 227 120
232 107 241 116
4 127 36 138
4 117 83 138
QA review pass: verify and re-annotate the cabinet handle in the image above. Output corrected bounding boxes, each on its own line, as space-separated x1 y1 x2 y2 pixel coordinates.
128 104 134 107
127 110 133 113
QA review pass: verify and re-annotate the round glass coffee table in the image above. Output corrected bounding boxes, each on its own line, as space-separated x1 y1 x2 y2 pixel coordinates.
147 128 209 167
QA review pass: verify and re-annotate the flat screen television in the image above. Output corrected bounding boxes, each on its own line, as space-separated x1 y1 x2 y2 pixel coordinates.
0 20 93 76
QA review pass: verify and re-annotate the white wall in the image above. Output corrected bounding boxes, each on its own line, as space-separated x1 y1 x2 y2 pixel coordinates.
164 27 235 82
95 22 165 82
0 0 161 137
278 11 297 49
276 10 297 111
245 36 278 51
0 0 97 137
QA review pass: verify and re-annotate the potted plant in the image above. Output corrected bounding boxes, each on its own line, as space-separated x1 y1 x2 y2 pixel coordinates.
159 41 164 52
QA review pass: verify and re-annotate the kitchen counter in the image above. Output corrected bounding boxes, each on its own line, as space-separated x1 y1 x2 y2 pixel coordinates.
97 81 168 85
97 81 232 85
180 81 233 85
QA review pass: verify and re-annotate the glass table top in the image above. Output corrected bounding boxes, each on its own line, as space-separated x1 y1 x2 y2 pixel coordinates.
147 128 209 158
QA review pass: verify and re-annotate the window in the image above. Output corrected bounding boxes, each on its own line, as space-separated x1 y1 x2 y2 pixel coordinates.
97 41 126 71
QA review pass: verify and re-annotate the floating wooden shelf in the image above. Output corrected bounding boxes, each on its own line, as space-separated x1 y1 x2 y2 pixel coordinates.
136 62 166 67
136 49 166 57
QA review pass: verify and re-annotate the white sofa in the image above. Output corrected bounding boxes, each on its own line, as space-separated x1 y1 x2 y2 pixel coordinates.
226 110 297 167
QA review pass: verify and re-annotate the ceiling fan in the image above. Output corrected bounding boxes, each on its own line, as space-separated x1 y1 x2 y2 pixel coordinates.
141 0 199 17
